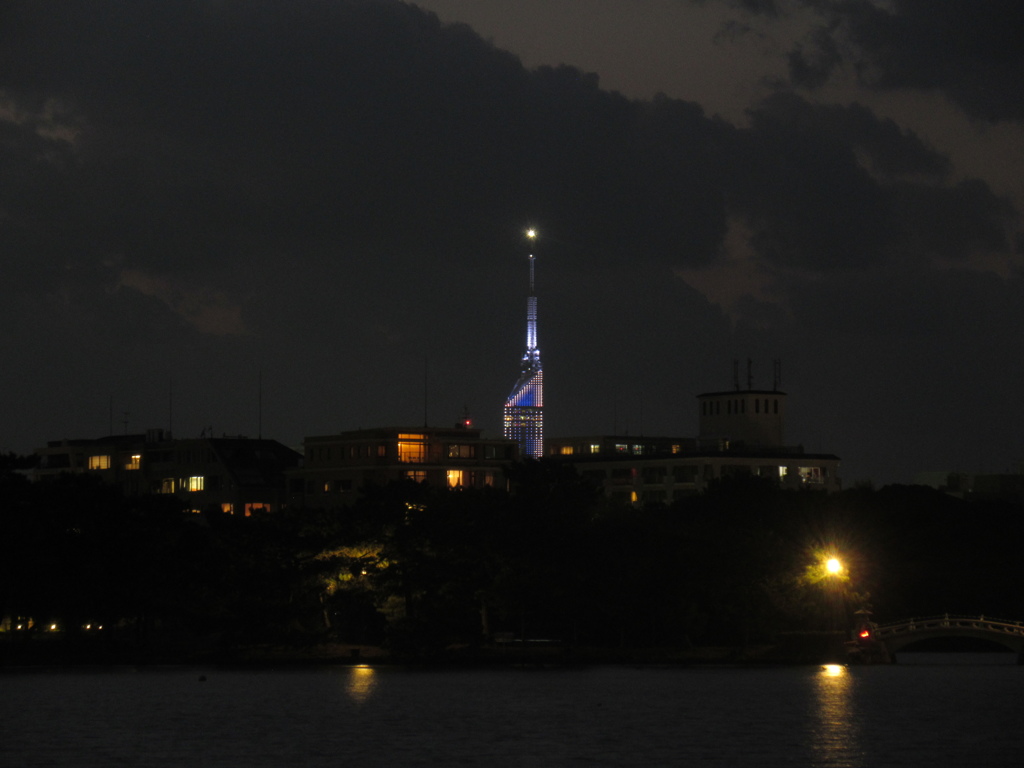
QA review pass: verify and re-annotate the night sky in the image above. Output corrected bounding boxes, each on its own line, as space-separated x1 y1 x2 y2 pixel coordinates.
2 0 1021 486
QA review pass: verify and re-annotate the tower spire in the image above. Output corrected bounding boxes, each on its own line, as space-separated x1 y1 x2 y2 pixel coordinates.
504 228 544 458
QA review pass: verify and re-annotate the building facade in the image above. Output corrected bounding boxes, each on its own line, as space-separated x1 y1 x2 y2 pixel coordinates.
546 384 839 503
291 425 519 508
34 430 301 514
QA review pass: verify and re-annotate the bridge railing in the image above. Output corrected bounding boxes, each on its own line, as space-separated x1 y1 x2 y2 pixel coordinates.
872 614 1024 639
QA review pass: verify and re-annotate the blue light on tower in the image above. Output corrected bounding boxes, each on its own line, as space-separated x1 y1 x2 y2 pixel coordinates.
504 228 544 458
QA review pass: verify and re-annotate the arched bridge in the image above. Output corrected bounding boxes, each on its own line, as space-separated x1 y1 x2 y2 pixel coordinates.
871 614 1024 656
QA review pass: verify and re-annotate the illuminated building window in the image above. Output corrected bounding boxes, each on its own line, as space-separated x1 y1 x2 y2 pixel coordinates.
87 455 111 470
323 482 331 493
798 467 823 484
405 469 426 482
188 476 204 492
483 471 495 486
590 444 601 454
377 445 386 457
125 454 141 470
161 478 176 494
615 444 628 453
448 444 476 459
632 445 644 455
244 503 270 516
221 503 234 514
397 434 426 463
559 446 574 455
447 469 464 488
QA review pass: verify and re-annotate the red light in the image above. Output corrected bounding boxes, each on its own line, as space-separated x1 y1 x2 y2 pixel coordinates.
859 629 871 639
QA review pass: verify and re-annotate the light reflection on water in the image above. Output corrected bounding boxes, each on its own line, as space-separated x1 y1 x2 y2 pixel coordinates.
345 665 377 704
811 664 862 767
3 662 1023 767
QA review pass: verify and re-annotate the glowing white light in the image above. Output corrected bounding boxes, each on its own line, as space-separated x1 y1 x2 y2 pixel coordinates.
526 228 536 239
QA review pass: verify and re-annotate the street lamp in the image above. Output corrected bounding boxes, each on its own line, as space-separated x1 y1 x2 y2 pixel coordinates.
826 557 843 576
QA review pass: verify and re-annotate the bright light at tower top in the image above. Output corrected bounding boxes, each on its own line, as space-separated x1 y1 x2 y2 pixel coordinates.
826 557 843 575
526 228 537 239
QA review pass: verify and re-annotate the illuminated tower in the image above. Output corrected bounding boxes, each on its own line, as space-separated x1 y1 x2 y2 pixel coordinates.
504 229 544 458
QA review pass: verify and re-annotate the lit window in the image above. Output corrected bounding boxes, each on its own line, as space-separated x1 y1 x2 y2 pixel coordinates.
447 470 464 488
221 503 234 514
404 470 426 482
125 454 141 470
397 434 426 463
448 444 476 459
244 503 270 516
87 455 111 470
559 446 574 455
798 467 823 484
377 445 386 457
590 444 601 454
161 478 176 494
188 476 204 492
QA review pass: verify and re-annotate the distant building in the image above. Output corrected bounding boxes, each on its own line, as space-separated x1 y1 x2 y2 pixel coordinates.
291 425 519 508
504 233 544 458
546 381 840 503
34 430 301 514
915 468 1024 504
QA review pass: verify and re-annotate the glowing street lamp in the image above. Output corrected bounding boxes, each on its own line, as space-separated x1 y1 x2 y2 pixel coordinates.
826 557 843 576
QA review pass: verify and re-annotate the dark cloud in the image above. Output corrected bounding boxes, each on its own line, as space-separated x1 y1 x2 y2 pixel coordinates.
776 0 1024 122
726 93 998 271
0 0 1020 485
